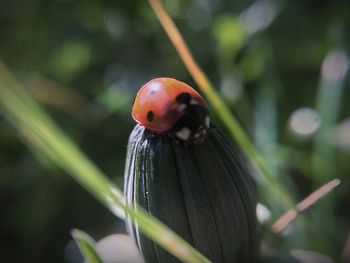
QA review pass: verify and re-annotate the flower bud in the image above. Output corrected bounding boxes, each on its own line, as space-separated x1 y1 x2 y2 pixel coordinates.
124 124 259 262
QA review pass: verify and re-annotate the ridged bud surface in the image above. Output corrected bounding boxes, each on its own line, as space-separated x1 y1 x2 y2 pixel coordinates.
124 124 258 262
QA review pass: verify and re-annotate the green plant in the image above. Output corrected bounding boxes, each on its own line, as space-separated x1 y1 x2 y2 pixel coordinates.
0 62 210 263
124 124 258 262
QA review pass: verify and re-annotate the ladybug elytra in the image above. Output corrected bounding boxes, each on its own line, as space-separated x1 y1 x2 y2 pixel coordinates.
132 78 210 143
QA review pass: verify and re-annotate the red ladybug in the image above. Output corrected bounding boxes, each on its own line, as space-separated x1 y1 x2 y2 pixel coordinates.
132 77 210 142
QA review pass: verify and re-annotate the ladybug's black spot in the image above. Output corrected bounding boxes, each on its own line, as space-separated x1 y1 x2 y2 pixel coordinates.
147 111 154 122
176 92 191 104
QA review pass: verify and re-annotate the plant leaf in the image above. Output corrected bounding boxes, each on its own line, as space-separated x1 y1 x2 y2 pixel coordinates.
0 62 211 263
71 229 104 263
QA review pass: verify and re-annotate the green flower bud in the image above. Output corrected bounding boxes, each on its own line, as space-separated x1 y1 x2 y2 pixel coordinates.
124 124 259 262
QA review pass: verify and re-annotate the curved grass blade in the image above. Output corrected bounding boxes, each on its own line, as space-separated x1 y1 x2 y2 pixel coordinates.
147 0 295 215
0 62 211 263
71 229 104 263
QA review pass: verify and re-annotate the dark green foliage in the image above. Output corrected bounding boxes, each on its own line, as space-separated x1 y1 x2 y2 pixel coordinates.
1 0 350 262
124 124 258 262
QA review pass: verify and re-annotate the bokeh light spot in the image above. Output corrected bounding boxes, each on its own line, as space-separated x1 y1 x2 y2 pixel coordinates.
289 108 321 136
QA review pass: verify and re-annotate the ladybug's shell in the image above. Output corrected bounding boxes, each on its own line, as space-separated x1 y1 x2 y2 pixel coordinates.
132 78 206 132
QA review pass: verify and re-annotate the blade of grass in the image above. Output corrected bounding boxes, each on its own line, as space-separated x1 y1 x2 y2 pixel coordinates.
314 50 349 184
271 178 341 233
311 49 349 255
71 229 104 263
148 0 294 214
0 62 211 263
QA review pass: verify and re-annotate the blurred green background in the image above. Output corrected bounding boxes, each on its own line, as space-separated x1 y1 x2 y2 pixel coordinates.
0 0 350 262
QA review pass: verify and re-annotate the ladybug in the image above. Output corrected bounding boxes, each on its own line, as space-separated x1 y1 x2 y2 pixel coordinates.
132 77 210 143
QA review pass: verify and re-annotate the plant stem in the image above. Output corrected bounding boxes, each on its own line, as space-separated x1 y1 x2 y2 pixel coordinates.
148 0 295 214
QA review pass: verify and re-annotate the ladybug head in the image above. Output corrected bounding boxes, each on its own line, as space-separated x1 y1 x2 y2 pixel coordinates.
169 92 210 143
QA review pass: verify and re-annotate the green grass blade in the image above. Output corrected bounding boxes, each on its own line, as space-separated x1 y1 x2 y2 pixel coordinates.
0 62 211 263
314 49 349 184
148 0 294 215
310 49 349 255
71 229 104 263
